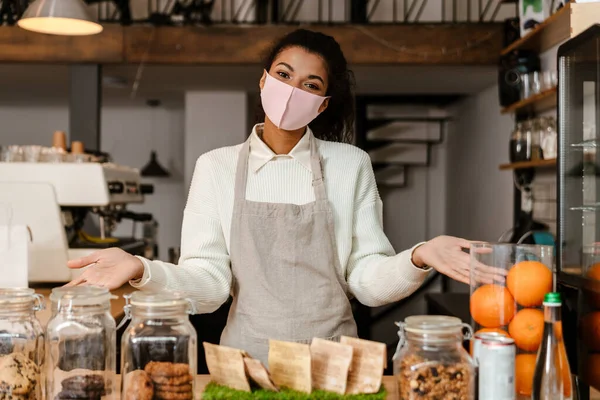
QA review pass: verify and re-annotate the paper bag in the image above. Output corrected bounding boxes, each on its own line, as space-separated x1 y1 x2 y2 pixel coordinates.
341 336 387 394
268 340 312 393
0 224 30 287
243 356 279 391
310 338 353 395
203 342 251 392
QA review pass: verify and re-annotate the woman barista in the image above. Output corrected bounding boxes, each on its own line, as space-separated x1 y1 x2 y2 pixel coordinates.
67 29 477 365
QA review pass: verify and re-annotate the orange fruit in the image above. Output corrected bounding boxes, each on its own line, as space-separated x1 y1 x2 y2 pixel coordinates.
585 263 600 309
587 263 600 279
583 354 600 390
515 354 537 396
507 261 552 307
509 308 545 352
581 312 600 351
470 284 516 328
469 328 510 355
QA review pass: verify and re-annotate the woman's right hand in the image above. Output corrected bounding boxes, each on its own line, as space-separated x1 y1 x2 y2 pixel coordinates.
65 248 145 290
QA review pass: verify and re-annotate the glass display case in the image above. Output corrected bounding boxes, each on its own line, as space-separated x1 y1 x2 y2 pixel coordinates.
557 24 600 400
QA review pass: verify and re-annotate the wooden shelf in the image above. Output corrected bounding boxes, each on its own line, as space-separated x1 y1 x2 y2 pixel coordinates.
499 159 557 170
501 87 557 115
501 2 571 55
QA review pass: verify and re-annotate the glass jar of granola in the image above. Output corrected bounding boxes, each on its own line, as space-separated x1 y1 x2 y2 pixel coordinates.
393 315 475 400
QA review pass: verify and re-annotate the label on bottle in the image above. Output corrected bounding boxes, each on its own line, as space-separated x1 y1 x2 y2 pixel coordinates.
478 338 516 400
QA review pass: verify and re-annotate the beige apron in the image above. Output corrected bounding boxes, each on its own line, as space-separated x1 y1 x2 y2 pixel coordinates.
220 133 357 366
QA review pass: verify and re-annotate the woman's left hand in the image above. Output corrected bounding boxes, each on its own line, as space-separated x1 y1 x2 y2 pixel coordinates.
411 236 505 285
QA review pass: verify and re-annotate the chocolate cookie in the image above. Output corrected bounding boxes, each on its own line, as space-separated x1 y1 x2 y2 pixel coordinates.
154 383 192 393
144 362 190 378
154 390 193 400
54 389 103 399
123 370 153 400
0 331 14 356
61 375 105 392
0 353 39 395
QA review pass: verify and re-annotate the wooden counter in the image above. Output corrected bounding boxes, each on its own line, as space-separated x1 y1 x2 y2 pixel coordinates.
33 285 135 327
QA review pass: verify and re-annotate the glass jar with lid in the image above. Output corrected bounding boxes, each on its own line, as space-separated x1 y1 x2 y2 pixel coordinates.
0 288 45 399
46 286 117 400
510 122 532 163
393 315 474 400
120 291 197 400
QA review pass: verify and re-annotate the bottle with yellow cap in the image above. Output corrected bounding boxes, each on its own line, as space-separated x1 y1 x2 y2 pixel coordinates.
532 292 573 400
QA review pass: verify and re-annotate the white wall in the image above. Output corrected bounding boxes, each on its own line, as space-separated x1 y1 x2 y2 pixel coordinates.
446 85 514 241
0 100 186 258
184 92 248 190
381 136 447 252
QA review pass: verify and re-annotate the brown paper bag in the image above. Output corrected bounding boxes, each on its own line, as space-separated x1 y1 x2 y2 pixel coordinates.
203 342 251 392
268 340 312 393
243 356 279 392
340 336 387 394
310 338 353 395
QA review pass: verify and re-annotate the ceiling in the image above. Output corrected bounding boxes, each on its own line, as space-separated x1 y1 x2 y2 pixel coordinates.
0 63 498 107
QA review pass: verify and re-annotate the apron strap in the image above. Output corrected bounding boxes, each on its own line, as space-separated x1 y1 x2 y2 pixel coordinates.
234 137 252 201
234 131 327 202
310 135 327 202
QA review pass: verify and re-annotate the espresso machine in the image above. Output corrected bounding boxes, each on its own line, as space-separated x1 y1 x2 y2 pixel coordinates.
0 162 155 283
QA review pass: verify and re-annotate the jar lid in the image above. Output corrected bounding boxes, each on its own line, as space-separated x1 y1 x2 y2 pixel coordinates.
50 286 112 307
404 315 464 335
0 288 42 309
129 291 189 308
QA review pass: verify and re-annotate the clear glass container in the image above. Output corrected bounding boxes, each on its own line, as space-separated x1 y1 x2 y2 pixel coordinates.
46 286 117 400
510 122 531 163
530 118 543 161
120 291 197 400
470 243 554 398
540 116 558 160
0 288 45 398
393 315 474 400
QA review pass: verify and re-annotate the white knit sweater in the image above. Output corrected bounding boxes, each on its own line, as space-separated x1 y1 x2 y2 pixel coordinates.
133 125 431 313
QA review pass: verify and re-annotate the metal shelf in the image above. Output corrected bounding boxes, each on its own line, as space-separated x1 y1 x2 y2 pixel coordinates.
571 139 599 149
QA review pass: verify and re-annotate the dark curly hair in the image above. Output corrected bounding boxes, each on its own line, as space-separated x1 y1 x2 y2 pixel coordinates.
256 29 355 143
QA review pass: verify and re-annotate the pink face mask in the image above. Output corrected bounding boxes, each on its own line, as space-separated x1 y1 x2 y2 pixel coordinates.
260 71 329 131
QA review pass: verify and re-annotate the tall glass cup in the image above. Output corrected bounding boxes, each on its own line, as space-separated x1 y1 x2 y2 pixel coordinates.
470 243 553 398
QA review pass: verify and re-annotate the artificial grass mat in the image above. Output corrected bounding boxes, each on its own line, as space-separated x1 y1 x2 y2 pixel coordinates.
202 382 387 400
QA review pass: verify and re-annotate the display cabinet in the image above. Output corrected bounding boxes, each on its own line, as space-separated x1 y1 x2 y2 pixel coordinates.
557 24 600 400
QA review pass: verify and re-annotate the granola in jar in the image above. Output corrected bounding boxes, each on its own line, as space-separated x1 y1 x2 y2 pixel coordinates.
393 316 474 400
398 353 472 399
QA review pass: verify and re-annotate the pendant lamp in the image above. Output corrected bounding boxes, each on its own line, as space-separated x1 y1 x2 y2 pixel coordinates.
141 151 170 177
18 0 103 36
141 99 171 178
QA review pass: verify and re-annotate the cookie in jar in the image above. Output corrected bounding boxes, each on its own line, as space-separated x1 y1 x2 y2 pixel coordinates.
0 288 45 399
46 287 117 400
120 292 197 400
